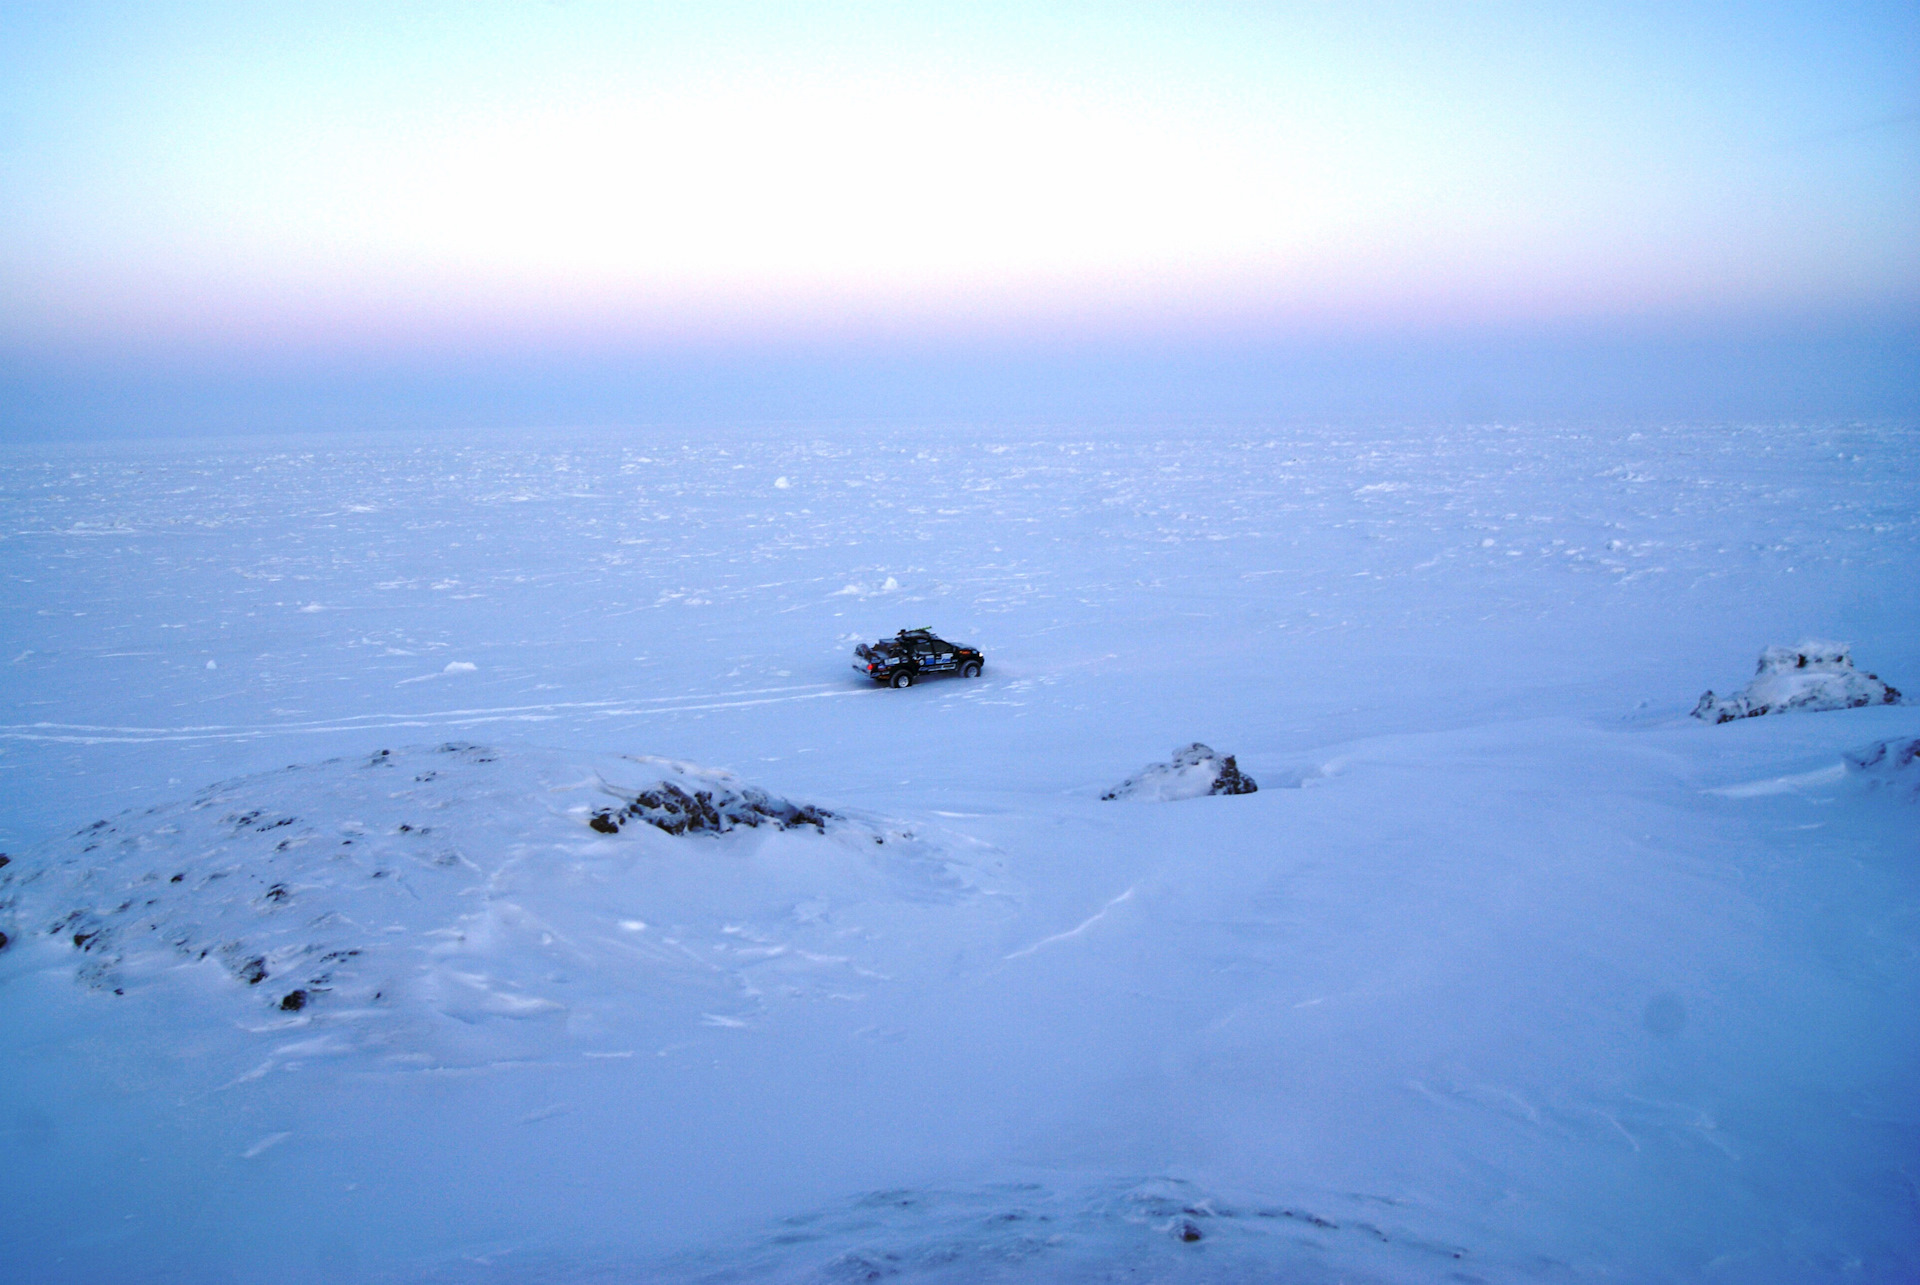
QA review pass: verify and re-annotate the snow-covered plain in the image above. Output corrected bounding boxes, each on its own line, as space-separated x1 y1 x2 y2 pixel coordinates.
1 420 1916 1283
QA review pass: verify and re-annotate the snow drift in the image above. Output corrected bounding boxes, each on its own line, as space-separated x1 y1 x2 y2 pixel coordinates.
1100 743 1257 801
1692 641 1902 723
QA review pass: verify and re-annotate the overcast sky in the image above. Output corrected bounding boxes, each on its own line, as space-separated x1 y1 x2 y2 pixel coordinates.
2 2 1915 433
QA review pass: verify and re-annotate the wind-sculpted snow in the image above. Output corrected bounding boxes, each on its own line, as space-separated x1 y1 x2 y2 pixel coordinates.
1099 743 1256 801
0 743 1003 1068
1692 641 1902 723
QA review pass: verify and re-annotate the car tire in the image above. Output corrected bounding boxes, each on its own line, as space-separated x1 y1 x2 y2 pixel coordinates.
892 671 914 689
961 661 982 678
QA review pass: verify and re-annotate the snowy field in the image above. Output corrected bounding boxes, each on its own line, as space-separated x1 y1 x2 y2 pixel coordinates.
1 420 1916 1283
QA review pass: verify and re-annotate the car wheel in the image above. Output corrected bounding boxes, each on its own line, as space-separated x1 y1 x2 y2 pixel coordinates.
961 661 982 678
892 671 914 688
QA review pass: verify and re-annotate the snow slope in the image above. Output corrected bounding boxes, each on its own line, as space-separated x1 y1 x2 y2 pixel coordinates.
1 421 1916 1283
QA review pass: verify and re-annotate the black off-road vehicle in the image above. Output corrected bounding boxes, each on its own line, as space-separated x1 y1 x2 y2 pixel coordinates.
853 628 985 688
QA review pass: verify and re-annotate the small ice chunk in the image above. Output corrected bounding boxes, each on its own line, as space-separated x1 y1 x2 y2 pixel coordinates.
205 660 217 670
774 476 791 489
443 661 477 674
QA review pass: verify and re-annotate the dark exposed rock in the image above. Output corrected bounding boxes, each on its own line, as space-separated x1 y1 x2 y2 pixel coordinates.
280 989 308 1011
1211 754 1257 795
236 956 268 985
1173 1217 1204 1242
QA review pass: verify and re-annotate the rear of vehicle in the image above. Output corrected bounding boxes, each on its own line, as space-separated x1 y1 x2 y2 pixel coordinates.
853 640 907 686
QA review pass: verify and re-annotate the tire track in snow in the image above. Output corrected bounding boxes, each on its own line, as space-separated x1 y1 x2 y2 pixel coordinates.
0 683 866 744
1004 885 1136 960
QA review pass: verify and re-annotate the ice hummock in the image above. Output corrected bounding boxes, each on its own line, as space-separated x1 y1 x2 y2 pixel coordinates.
1101 743 1257 801
1691 641 1902 723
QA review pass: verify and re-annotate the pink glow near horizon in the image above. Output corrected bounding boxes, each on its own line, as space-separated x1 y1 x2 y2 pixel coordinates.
2 3 1915 359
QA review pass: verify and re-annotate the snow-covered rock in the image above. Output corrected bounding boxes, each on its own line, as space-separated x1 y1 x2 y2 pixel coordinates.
1101 743 1257 801
1844 736 1920 799
587 754 833 835
1692 641 1902 723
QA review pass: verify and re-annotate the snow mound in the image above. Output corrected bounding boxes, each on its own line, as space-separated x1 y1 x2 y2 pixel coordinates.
1691 641 1902 723
587 754 833 835
436 1176 1475 1283
1844 736 1920 799
1101 743 1257 801
0 743 996 1065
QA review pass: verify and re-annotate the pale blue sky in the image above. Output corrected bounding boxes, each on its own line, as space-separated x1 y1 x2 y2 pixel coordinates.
1 2 1915 430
